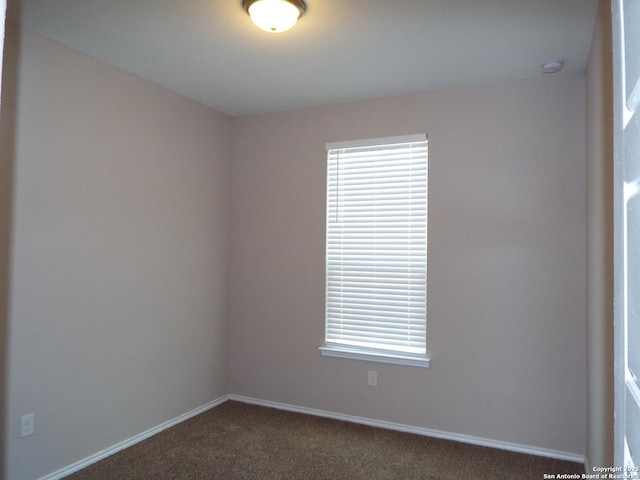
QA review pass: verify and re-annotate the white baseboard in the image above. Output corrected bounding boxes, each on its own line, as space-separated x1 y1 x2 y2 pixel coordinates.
37 395 230 480
229 394 585 465
585 455 592 474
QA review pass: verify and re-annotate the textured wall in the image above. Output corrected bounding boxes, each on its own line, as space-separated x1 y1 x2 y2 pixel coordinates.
230 74 587 457
0 0 11 476
3 25 232 480
585 0 614 471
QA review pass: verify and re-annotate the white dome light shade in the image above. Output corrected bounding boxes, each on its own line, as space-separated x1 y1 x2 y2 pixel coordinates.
243 0 306 33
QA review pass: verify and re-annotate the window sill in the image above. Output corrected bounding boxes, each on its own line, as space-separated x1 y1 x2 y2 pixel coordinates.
319 345 430 368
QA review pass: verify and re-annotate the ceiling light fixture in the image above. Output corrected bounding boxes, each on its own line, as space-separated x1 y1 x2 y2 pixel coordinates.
243 0 306 33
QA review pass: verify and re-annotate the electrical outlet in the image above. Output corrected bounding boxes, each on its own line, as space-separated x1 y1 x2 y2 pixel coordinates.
20 413 35 438
367 370 377 386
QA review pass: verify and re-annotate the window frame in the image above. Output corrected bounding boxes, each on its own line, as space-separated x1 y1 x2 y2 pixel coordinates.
320 134 430 368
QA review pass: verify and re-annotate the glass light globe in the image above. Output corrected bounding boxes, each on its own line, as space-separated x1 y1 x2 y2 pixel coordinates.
248 0 302 33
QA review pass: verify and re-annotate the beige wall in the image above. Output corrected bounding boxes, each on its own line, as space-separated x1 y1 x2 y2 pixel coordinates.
230 74 588 456
3 25 232 480
585 0 614 471
0 0 10 476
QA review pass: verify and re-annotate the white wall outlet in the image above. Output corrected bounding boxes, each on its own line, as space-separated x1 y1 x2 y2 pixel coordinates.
20 413 35 438
367 370 377 386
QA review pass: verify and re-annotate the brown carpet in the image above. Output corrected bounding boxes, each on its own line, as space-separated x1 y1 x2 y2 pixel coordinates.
64 400 584 479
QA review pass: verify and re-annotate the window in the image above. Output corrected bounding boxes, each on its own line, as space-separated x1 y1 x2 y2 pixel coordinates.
613 0 640 469
320 134 429 368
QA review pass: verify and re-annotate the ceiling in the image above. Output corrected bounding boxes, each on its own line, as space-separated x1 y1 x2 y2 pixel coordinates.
7 0 598 117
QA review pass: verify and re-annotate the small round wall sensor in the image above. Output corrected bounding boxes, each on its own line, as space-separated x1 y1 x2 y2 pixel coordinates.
542 61 564 74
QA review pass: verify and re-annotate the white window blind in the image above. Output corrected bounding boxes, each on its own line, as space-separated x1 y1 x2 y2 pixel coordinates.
323 134 428 366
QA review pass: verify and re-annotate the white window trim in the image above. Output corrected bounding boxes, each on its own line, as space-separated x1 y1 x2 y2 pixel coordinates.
326 133 427 151
319 344 430 368
321 133 430 368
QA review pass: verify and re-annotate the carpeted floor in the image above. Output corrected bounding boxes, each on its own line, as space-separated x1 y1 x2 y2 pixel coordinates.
64 400 584 479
